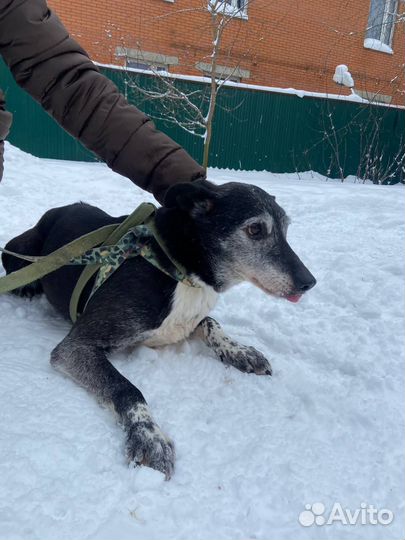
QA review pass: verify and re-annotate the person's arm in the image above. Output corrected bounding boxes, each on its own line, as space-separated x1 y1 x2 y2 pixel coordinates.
0 0 205 202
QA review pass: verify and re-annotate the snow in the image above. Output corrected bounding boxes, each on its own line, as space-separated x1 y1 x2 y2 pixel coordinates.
95 62 405 110
333 65 354 88
364 38 393 55
0 143 404 540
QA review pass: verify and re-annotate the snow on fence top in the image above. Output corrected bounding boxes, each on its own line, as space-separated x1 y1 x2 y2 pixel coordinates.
95 62 405 110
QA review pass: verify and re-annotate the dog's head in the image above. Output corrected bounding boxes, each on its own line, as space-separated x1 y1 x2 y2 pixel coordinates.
163 179 316 301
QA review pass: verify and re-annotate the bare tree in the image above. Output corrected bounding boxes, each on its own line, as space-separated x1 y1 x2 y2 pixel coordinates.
123 0 258 170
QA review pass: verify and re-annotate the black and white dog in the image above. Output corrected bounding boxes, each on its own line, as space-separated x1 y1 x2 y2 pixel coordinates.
2 180 316 479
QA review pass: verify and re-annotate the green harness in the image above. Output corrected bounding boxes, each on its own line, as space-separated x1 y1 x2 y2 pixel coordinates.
0 202 197 322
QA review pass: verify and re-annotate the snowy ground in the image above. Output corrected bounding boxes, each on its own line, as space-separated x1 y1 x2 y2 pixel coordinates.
0 143 404 540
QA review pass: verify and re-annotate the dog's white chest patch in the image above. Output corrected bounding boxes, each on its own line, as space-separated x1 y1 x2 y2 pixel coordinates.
143 280 218 348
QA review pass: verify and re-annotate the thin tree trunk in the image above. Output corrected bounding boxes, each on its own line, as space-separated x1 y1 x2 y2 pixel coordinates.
202 9 223 170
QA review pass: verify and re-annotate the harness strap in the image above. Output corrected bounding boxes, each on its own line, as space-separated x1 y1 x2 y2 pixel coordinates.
145 217 191 283
0 203 156 319
0 202 196 324
69 202 156 322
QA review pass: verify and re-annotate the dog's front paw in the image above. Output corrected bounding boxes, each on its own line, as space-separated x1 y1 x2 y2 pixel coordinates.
125 406 175 480
219 344 272 376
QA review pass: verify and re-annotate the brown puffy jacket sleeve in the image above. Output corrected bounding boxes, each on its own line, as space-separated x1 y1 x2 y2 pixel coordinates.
0 0 205 202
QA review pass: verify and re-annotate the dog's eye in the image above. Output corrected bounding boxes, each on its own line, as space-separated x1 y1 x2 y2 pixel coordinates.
246 222 266 239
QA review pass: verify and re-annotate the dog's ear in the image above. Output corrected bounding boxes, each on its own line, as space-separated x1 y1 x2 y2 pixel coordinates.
164 180 218 216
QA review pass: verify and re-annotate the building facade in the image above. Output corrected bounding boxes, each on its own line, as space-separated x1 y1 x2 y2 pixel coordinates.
49 0 405 106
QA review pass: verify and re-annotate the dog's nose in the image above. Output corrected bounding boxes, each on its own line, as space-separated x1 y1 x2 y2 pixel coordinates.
293 264 317 292
297 275 317 292
282 241 317 294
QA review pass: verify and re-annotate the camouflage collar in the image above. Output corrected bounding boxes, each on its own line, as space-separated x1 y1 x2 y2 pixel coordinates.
70 218 199 313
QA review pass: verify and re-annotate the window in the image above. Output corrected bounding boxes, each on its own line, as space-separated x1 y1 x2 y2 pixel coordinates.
115 47 178 73
195 62 250 83
126 60 168 72
355 89 392 104
209 0 248 18
364 0 398 52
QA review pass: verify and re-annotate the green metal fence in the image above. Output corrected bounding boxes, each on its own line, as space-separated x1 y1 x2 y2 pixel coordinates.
1 59 404 182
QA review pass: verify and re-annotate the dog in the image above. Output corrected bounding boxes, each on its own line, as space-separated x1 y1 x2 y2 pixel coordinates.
2 180 316 479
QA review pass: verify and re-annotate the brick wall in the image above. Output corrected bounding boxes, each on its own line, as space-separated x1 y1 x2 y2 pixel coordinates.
49 0 405 105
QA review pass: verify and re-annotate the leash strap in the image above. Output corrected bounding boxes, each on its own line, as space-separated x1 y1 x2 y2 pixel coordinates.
0 224 117 295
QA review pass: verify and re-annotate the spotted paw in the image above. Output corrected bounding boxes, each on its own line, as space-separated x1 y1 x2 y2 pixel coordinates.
219 344 272 375
125 412 175 480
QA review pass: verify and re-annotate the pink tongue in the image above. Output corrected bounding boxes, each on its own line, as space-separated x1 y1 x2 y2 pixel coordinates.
285 294 302 303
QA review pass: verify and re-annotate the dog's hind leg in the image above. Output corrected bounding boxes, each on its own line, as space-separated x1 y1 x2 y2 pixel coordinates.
1 226 44 298
1 207 64 298
196 317 272 376
50 330 175 479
